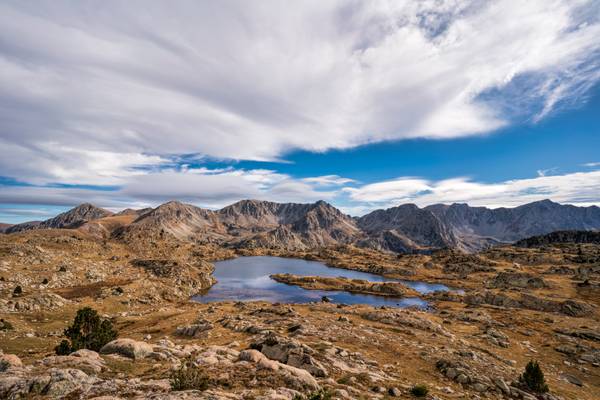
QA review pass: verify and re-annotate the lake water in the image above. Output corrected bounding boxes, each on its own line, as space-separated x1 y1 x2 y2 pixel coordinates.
193 256 453 308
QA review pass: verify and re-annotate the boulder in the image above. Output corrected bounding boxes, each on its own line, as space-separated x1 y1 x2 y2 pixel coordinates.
39 350 105 374
238 349 319 390
250 333 327 377
175 319 213 337
488 272 546 289
44 368 97 397
100 339 153 359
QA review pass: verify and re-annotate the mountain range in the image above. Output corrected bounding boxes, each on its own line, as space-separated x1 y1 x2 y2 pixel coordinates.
4 199 600 253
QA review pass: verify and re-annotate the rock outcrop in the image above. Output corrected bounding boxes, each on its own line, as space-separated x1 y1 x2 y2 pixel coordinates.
270 274 419 297
100 339 153 359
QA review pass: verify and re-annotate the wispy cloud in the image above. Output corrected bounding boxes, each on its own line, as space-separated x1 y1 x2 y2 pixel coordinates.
583 162 600 167
0 1 599 187
536 167 558 177
301 175 357 186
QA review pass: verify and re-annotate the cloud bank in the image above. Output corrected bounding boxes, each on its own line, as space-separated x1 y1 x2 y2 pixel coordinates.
1 167 599 223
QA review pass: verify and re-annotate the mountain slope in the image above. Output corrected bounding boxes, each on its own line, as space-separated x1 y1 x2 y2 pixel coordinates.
113 201 226 242
6 204 112 233
220 200 360 249
357 204 456 252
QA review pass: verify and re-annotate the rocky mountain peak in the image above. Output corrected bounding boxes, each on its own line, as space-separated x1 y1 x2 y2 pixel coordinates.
6 203 112 233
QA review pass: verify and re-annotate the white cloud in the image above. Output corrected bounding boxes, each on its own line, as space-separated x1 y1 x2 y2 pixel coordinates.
344 170 600 211
583 162 600 167
0 1 599 186
301 175 357 186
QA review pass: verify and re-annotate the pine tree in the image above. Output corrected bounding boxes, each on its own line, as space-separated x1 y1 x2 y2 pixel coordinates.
519 360 549 393
55 307 117 355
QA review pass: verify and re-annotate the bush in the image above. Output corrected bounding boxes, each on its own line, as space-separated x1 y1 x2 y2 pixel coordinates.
55 307 118 355
42 278 49 285
12 285 22 297
0 318 14 331
410 384 429 397
170 359 209 391
519 360 548 393
0 360 10 372
293 389 332 400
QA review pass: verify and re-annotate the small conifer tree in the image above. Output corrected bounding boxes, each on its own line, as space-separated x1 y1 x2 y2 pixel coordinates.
55 307 117 355
519 360 549 393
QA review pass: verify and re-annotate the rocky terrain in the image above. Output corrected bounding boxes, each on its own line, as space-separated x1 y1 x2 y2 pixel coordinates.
270 274 420 297
0 221 599 399
515 231 600 247
4 199 600 253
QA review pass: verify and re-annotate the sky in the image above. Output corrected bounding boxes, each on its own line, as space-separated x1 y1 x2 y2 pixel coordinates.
1 0 600 223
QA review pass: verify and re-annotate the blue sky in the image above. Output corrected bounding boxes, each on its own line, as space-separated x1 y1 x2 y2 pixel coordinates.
1 1 600 223
229 88 600 183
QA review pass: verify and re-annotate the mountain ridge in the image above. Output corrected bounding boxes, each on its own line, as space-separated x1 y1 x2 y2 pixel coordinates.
5 203 112 234
4 199 600 252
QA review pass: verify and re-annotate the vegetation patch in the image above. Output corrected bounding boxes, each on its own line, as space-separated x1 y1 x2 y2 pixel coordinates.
410 384 429 397
170 359 210 391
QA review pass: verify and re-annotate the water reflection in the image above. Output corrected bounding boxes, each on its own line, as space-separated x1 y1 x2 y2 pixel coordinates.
193 256 456 308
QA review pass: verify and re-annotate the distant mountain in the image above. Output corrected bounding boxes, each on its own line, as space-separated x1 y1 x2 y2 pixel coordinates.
229 200 360 250
115 207 153 216
425 200 600 250
6 203 112 233
4 199 600 253
113 201 226 242
356 204 455 253
115 199 360 250
515 230 600 247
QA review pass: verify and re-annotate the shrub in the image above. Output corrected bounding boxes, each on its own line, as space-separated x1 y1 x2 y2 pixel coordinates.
410 384 429 397
519 360 548 393
170 359 209 391
55 340 72 355
0 360 10 372
55 307 118 355
0 318 14 331
12 285 22 297
42 278 49 285
293 389 332 400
